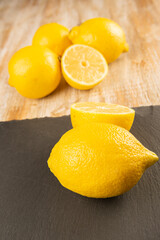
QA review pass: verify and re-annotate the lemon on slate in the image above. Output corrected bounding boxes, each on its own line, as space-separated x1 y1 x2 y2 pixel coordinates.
69 18 129 63
8 46 61 99
32 23 72 56
48 123 158 198
61 44 108 90
71 102 135 130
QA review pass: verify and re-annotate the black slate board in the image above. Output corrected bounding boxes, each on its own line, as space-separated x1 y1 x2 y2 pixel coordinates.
0 106 160 240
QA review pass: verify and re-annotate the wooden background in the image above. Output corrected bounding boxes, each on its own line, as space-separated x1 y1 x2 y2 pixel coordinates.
0 0 160 121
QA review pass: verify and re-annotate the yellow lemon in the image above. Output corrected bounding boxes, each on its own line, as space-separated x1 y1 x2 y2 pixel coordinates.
48 123 158 198
71 102 135 130
8 46 61 99
61 44 108 90
32 23 72 56
69 18 129 63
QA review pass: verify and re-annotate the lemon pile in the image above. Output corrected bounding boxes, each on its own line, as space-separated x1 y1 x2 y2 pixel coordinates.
8 19 159 199
8 18 129 98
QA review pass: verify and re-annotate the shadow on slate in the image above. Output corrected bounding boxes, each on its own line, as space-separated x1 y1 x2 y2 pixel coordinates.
0 106 160 240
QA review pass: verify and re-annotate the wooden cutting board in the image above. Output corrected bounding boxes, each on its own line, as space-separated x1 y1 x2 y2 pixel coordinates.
0 106 160 240
1 0 160 121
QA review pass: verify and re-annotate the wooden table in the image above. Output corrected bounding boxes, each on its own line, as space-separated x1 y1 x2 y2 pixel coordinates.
0 0 160 121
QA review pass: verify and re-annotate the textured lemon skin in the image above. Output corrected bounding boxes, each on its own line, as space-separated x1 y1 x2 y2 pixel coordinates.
61 44 108 90
48 123 158 198
71 103 135 130
69 18 129 63
8 46 61 99
32 23 72 56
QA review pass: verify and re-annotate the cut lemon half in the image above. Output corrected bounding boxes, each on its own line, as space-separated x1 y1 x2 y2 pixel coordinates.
71 102 135 130
61 44 108 90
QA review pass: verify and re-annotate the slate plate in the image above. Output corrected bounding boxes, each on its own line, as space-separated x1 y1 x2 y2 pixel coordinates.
0 106 160 240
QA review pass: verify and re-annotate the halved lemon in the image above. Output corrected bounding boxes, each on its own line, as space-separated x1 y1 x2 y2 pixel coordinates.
61 44 108 90
71 102 135 130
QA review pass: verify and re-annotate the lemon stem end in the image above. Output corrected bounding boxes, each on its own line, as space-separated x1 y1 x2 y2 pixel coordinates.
123 42 129 52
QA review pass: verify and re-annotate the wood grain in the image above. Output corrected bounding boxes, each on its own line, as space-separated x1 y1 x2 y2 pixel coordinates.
0 0 160 121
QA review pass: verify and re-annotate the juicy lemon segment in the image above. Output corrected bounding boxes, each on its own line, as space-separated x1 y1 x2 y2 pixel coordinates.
71 102 135 130
48 123 158 198
61 44 108 90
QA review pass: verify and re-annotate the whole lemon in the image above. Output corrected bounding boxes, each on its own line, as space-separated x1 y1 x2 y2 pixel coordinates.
32 23 72 56
8 46 61 99
69 18 129 63
48 123 158 198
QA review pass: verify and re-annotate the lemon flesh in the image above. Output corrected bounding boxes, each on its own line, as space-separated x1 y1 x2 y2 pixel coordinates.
61 44 108 90
71 102 135 130
48 123 158 198
8 46 61 99
69 18 129 63
32 23 72 56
